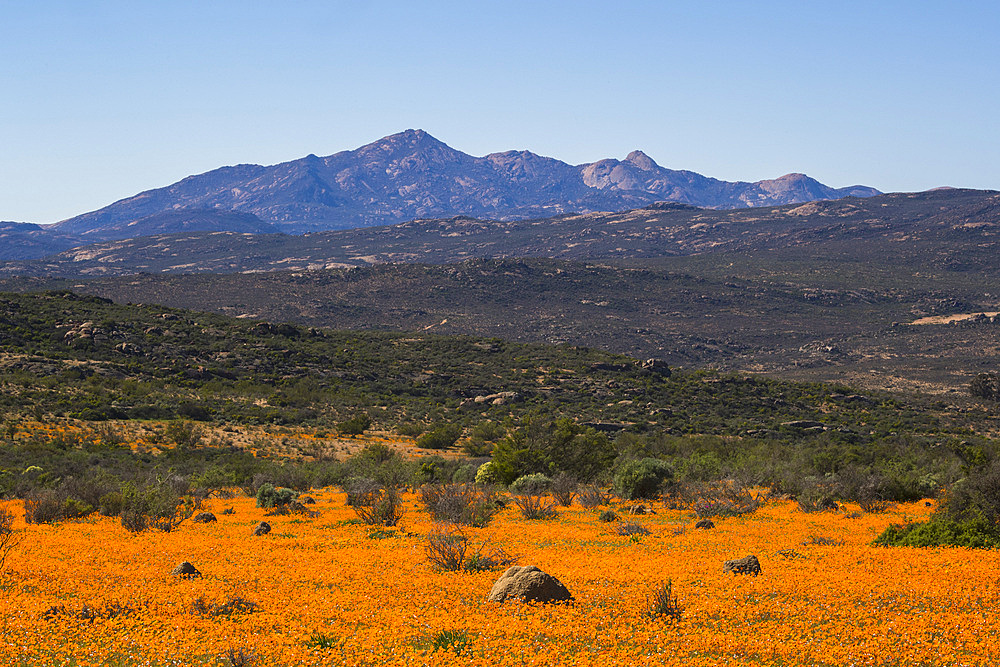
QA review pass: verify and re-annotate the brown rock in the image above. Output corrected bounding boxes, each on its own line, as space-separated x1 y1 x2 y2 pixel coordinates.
487 566 573 603
299 496 316 505
171 561 201 578
252 521 271 536
192 512 217 523
723 555 761 576
694 519 715 529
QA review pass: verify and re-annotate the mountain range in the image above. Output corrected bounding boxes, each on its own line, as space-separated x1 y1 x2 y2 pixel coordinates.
0 130 880 261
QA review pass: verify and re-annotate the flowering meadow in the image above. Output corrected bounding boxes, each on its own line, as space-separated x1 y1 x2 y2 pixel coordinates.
1 492 997 667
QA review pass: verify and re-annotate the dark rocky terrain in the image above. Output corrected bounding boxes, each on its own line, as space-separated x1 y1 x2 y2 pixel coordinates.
4 188 995 277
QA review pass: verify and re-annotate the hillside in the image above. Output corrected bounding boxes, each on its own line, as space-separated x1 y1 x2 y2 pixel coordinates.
48 130 878 241
5 189 994 277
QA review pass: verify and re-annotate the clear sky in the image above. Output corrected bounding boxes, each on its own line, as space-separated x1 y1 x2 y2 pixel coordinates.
2 0 998 223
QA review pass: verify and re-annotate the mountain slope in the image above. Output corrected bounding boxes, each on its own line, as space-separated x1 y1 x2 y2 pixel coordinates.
10 189 995 277
51 130 880 236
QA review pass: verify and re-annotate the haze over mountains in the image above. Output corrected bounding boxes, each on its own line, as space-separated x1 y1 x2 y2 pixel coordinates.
0 130 882 261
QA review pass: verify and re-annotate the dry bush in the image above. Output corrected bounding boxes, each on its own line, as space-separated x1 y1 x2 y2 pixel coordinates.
511 494 558 520
550 473 578 507
577 485 611 508
345 478 404 526
691 481 765 519
616 521 650 537
419 484 500 527
424 526 467 572
424 526 516 572
0 508 21 573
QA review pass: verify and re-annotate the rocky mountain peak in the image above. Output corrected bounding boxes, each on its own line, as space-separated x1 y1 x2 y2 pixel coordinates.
624 150 659 171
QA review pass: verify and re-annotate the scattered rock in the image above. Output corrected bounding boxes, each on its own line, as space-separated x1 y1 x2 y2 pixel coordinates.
252 521 272 536
221 507 235 515
192 512 217 523
171 561 201 578
723 555 761 576
299 496 316 505
781 420 826 430
695 519 715 529
487 566 573 603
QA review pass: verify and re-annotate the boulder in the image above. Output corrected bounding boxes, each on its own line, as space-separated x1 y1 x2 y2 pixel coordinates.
640 358 671 376
171 561 201 578
192 512 217 523
487 566 573 603
723 555 761 576
299 496 316 505
694 519 715 529
252 521 271 536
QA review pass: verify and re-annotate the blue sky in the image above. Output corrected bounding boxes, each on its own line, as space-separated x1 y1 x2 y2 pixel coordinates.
2 1 998 223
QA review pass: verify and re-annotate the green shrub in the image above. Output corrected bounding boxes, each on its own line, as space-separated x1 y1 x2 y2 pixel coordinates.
474 462 502 485
874 518 1000 549
416 424 461 450
509 473 551 496
613 458 674 500
255 483 297 509
337 413 371 436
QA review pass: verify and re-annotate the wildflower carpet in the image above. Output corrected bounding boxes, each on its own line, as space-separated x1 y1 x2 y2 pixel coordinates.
0 495 996 666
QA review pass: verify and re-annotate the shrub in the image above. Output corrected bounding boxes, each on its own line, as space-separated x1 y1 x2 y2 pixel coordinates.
578 485 611 508
424 526 468 572
416 424 462 450
474 462 502 485
648 579 682 620
599 509 619 522
345 478 404 526
424 526 515 572
255 483 297 509
692 483 764 519
418 484 500 527
509 473 551 496
337 413 371 436
118 480 193 533
796 485 839 513
617 522 650 536
23 490 92 524
511 494 557 520
550 472 578 506
0 508 20 574
164 421 204 448
613 458 674 500
874 518 1000 549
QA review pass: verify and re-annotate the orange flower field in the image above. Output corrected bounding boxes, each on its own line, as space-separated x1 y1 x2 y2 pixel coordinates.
1 493 998 666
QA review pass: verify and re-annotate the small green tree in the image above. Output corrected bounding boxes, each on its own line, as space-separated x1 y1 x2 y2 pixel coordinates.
613 458 674 500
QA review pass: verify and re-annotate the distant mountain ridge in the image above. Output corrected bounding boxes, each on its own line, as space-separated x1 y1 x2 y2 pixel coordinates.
51 130 879 240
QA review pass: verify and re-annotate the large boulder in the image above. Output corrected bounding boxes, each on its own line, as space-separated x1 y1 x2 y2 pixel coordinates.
252 521 272 536
487 566 573 603
723 555 761 576
192 512 217 523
